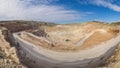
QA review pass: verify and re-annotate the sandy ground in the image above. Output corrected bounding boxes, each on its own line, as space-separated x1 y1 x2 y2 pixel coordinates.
12 23 120 68
14 32 120 60
19 29 117 51
0 30 10 48
13 32 120 68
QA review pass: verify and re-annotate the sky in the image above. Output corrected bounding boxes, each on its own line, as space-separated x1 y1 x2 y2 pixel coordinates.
0 0 120 23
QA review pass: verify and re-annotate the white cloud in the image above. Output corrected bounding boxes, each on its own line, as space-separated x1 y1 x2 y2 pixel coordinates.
93 0 120 12
0 0 87 23
79 0 120 12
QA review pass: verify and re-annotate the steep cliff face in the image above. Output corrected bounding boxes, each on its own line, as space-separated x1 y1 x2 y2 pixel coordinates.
0 28 26 68
0 21 48 68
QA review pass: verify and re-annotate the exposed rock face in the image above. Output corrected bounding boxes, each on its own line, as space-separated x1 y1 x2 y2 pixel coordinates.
12 22 120 68
0 28 26 68
0 28 27 67
101 44 120 68
0 21 39 32
0 21 120 68
13 32 120 68
30 29 47 37
0 21 48 68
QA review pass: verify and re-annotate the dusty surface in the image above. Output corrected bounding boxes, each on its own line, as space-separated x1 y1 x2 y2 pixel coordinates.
19 24 118 52
12 22 120 68
13 29 120 68
102 44 120 68
0 21 120 68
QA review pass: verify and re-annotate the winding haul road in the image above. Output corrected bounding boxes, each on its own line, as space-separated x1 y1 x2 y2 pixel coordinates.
13 32 120 68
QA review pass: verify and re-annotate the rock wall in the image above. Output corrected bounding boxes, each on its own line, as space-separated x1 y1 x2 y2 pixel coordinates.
0 29 26 68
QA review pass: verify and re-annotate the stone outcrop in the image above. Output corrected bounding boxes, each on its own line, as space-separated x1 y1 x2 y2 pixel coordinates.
0 28 26 68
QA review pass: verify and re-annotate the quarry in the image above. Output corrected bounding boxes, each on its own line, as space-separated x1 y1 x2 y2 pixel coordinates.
0 21 120 68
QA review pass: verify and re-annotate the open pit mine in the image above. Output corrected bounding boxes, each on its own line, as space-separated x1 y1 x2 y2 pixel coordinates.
0 21 120 68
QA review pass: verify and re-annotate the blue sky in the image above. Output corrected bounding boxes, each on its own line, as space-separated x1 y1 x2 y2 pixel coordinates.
0 0 120 23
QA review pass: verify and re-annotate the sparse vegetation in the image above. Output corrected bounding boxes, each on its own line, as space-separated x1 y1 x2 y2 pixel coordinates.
111 22 120 25
65 39 70 42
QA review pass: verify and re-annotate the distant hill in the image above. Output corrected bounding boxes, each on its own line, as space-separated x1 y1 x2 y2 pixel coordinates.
111 22 120 25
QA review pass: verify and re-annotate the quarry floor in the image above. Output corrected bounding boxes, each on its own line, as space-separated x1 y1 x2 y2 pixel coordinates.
19 28 117 52
13 30 120 68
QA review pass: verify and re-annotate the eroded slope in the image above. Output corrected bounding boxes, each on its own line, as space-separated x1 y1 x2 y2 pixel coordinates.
19 22 119 52
0 28 25 68
13 22 120 68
